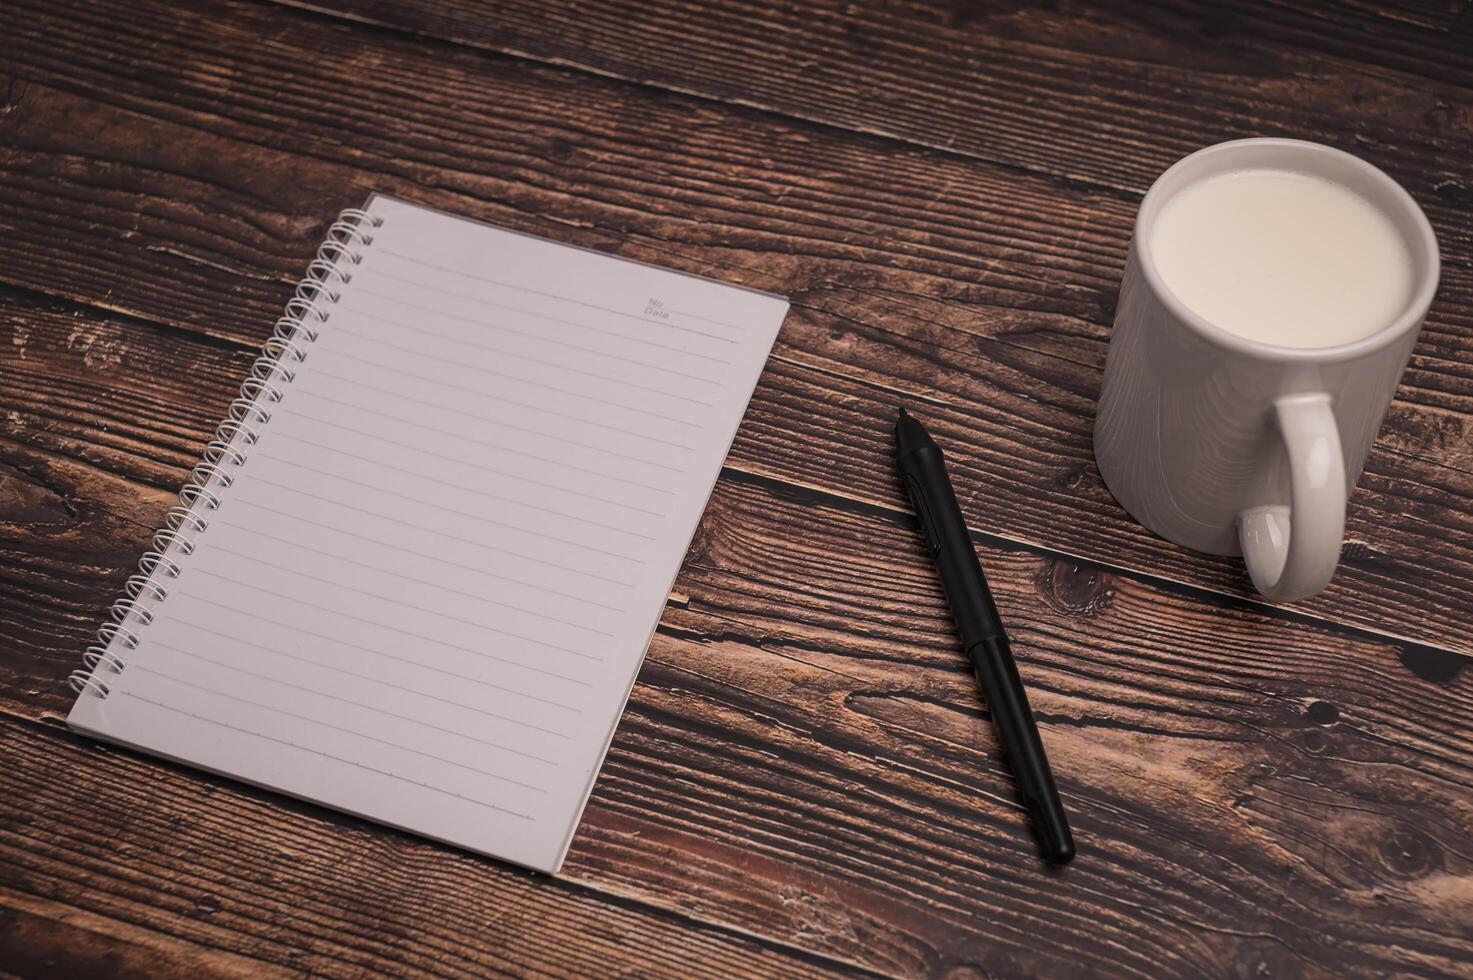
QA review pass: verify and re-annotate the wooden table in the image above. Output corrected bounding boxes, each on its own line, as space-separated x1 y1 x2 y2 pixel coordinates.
2 1 1471 976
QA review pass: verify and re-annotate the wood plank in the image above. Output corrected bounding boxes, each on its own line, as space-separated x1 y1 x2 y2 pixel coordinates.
0 715 862 979
4 1 1473 653
275 0 1473 196
3 294 1472 977
0 886 290 980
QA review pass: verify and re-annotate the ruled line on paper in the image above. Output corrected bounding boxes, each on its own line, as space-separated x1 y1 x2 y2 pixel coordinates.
332 314 717 407
277 412 675 506
204 544 615 648
172 596 585 711
190 568 597 683
313 358 700 450
132 665 549 792
259 442 662 540
296 382 690 474
114 692 538 821
228 493 638 587
226 498 633 597
336 304 722 385
237 468 648 564
167 612 580 719
294 392 683 492
660 305 744 332
346 281 736 368
149 640 564 762
371 250 745 344
209 517 627 615
349 280 735 365
323 315 715 422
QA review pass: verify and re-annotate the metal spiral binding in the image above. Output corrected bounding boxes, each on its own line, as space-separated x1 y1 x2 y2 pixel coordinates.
69 207 384 701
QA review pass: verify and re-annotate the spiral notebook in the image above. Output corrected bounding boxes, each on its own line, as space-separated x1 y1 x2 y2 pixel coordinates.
65 195 788 873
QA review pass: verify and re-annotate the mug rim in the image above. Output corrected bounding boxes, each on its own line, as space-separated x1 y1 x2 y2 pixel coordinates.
1133 137 1440 363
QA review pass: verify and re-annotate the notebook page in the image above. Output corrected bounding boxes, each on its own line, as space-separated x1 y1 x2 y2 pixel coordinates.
68 195 788 873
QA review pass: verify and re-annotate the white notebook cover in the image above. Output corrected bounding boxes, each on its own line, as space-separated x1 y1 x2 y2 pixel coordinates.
67 195 788 873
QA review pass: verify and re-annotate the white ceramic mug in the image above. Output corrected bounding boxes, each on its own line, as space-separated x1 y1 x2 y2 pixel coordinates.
1094 138 1439 601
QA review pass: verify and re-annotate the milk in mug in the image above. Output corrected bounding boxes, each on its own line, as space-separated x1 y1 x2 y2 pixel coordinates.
1149 167 1415 348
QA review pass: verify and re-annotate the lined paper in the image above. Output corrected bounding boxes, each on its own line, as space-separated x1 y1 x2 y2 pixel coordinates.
67 195 788 873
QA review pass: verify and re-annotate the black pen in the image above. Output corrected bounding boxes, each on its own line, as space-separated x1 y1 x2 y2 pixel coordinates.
895 408 1075 864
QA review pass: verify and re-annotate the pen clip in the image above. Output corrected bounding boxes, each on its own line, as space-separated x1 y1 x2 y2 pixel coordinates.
904 475 942 556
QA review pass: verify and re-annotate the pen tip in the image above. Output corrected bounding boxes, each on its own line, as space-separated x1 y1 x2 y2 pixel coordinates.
895 406 931 454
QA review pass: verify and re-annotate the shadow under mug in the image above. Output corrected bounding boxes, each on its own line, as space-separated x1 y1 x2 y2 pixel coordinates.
1094 138 1440 602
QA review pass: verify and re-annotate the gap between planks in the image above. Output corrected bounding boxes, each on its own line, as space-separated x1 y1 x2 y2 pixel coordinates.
265 0 1151 201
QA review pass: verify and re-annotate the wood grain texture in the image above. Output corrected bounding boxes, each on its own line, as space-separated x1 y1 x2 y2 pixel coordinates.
2 0 1472 976
0 714 859 979
4 0 1473 656
0 886 292 980
3 280 1472 976
275 0 1473 197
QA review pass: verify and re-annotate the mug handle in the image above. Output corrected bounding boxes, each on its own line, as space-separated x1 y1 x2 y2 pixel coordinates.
1236 393 1346 602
